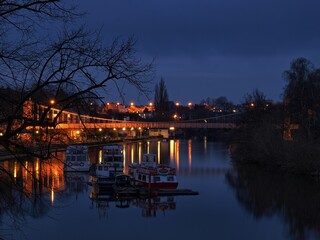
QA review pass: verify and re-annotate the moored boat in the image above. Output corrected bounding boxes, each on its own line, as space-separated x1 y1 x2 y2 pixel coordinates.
89 145 124 186
63 145 91 172
129 153 178 189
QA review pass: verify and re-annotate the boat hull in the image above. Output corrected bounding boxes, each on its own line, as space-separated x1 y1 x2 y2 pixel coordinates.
63 162 90 172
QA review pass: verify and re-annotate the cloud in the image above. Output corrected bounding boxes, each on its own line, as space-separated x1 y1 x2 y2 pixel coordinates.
77 0 320 103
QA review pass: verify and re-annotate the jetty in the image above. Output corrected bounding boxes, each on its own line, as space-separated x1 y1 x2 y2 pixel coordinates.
90 182 198 200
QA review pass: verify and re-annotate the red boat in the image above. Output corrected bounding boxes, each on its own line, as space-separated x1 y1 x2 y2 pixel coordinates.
129 154 178 189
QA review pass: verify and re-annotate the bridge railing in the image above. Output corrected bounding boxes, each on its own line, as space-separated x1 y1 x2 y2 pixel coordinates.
55 112 243 129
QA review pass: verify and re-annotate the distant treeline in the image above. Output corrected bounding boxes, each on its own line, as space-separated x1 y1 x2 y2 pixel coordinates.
230 58 320 175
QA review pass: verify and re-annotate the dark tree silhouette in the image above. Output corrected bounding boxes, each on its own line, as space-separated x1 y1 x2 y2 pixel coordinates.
283 57 320 139
154 77 169 113
0 1 153 160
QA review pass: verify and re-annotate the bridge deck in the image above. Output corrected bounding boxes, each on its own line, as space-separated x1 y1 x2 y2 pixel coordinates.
56 122 237 129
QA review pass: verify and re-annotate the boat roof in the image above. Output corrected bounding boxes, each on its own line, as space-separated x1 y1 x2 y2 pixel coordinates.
66 145 88 150
103 145 123 149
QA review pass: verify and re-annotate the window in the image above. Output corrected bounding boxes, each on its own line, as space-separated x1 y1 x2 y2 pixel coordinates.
154 177 160 182
167 176 174 181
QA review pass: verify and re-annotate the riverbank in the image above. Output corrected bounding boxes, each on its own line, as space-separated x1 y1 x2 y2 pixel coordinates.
0 136 163 161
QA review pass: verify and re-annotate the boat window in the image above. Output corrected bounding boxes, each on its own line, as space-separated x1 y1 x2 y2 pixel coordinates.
154 177 160 182
114 156 122 162
167 176 174 181
104 166 108 171
98 166 103 171
71 156 75 161
138 174 142 180
142 175 146 181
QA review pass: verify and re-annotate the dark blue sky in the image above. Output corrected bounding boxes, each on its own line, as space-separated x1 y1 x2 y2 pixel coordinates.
77 0 320 105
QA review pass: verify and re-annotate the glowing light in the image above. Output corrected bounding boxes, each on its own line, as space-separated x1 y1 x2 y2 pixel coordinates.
188 139 192 173
113 128 117 131
250 103 255 107
173 114 178 119
122 127 126 131
99 128 102 132
0 132 3 136
107 102 110 105
116 102 120 106
14 161 17 178
99 149 102 163
50 99 55 105
149 102 153 106
51 187 55 204
138 142 142 164
169 127 175 131
170 140 175 162
131 146 134 164
130 102 134 106
175 102 180 106
175 140 180 171
76 130 80 134
131 127 134 131
157 141 161 164
35 130 39 134
188 102 192 106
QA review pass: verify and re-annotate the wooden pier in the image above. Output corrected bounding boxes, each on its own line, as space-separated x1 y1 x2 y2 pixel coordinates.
90 182 199 199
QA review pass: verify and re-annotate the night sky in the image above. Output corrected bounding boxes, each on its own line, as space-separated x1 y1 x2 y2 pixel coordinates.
77 0 320 105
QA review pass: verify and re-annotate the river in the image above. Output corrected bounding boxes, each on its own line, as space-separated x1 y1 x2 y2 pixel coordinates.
0 139 319 240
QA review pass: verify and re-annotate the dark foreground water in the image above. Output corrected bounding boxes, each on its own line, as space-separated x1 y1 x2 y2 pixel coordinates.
1 139 320 240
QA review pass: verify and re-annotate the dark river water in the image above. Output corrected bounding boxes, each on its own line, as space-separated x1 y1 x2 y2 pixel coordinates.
1 139 320 240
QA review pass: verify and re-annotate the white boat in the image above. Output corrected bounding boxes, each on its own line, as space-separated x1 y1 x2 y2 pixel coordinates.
89 145 124 186
129 153 178 189
63 145 91 172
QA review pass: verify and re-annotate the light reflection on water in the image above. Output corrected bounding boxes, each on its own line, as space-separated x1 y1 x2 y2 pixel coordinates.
0 140 320 240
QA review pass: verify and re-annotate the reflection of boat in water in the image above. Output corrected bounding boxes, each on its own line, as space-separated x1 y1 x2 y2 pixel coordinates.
89 145 124 186
129 153 178 189
64 172 89 194
89 187 176 217
132 196 176 217
63 145 91 172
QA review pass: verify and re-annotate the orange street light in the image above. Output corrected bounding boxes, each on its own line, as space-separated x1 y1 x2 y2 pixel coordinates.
50 99 55 105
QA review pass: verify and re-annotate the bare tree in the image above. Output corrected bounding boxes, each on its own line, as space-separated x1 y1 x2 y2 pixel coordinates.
0 1 153 159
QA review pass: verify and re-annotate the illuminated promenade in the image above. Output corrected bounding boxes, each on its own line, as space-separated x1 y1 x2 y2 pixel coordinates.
22 99 242 131
55 117 239 130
